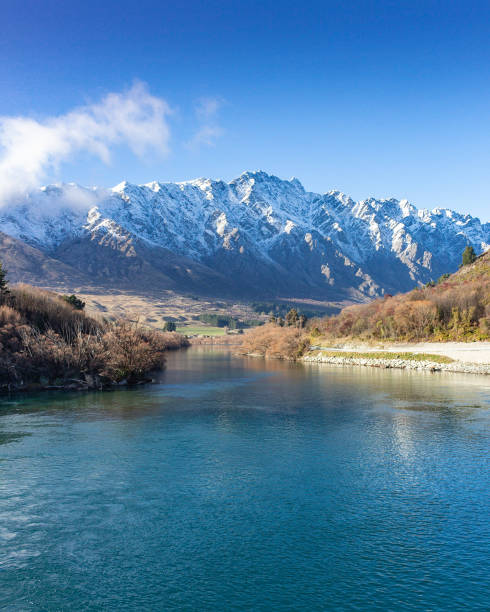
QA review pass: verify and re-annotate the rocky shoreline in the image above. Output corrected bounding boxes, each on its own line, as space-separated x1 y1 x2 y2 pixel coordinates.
0 374 156 394
301 352 490 375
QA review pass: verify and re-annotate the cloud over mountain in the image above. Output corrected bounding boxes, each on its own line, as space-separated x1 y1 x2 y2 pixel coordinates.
0 82 171 204
0 171 488 301
186 96 225 150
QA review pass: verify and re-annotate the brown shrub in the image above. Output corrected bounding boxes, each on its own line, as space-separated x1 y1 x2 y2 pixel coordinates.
314 255 489 342
240 324 309 359
157 331 191 351
238 254 489 354
100 322 168 383
0 284 190 388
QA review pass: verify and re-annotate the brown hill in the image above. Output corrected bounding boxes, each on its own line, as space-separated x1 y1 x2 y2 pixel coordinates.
313 250 490 342
241 250 490 357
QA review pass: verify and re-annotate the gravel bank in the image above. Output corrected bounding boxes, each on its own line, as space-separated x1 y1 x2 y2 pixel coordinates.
302 352 490 375
311 341 490 364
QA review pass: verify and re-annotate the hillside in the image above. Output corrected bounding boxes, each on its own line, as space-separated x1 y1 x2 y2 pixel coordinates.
316 249 490 342
241 250 490 359
0 172 488 301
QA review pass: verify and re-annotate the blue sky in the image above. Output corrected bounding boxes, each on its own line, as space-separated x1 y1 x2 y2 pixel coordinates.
1 0 489 219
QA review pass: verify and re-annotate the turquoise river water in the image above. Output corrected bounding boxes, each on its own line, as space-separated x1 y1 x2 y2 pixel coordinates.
1 348 489 611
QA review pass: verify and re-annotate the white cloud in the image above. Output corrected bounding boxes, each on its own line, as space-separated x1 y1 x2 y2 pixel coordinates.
196 96 225 120
186 96 225 151
0 82 171 203
186 125 224 150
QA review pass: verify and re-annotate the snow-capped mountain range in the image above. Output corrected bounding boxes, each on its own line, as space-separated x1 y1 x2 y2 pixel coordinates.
0 171 488 301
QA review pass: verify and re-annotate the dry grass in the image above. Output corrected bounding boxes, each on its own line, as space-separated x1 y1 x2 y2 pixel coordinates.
13 284 103 341
69 290 268 329
0 284 189 388
239 324 310 359
312 252 490 342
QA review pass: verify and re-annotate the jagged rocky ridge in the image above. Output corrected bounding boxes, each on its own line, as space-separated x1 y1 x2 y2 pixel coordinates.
0 171 488 300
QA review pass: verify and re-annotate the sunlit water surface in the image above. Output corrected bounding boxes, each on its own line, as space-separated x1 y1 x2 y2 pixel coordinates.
1 348 489 611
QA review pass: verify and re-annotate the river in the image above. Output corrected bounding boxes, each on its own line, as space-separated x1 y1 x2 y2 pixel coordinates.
1 348 489 610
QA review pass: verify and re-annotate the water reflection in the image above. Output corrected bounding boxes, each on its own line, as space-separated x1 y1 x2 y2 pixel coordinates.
0 348 489 610
1 347 488 446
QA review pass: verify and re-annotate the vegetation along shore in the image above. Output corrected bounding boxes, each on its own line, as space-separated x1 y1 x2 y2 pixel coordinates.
0 267 189 392
239 248 490 374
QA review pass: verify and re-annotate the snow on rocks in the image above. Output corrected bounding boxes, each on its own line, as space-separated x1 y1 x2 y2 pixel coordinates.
0 171 488 296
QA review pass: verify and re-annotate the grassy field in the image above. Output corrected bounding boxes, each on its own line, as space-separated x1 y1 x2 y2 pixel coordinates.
176 325 228 337
62 290 269 331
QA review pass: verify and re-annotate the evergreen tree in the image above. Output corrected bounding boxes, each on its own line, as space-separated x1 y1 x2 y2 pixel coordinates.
163 321 177 332
462 245 477 266
63 294 85 310
0 261 10 304
285 308 299 326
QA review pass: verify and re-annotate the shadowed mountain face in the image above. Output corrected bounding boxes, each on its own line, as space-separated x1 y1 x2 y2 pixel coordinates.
0 231 92 288
0 172 488 300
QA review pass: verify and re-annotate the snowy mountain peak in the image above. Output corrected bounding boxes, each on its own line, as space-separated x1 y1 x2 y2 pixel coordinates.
112 180 129 193
0 171 488 300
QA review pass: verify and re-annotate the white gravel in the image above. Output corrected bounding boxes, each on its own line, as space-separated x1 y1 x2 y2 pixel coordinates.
302 352 490 375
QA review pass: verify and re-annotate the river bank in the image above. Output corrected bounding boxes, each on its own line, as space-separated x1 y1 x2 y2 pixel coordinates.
239 324 490 375
0 284 190 394
309 341 490 364
302 349 490 375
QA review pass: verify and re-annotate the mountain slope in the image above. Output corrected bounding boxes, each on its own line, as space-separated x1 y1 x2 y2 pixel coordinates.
0 231 91 288
317 250 490 341
0 171 488 300
240 251 490 362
